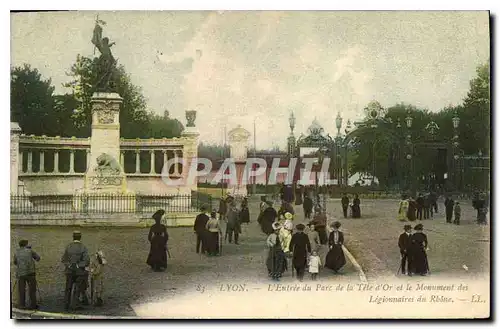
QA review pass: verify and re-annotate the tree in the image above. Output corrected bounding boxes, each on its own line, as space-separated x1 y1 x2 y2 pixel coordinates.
11 64 57 135
64 54 150 138
146 111 184 138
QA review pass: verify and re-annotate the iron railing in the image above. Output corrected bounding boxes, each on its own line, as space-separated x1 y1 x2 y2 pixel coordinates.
10 193 213 215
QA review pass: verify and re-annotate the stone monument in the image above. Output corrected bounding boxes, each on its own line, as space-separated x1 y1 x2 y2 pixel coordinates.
228 125 251 197
11 122 33 210
74 19 135 212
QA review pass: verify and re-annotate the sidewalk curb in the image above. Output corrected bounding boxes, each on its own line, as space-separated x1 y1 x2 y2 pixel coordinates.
12 308 138 319
342 245 368 283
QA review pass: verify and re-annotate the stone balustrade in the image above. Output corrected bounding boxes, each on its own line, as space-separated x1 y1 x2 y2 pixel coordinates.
18 137 186 177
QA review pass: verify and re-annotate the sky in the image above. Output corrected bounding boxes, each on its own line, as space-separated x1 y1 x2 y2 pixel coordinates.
11 11 489 149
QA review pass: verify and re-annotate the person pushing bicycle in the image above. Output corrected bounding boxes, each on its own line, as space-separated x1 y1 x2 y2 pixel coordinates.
61 231 90 310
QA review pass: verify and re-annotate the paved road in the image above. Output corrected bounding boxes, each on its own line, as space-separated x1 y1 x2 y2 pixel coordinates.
10 200 358 317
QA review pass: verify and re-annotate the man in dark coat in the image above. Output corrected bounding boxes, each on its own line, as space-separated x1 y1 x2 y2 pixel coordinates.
260 202 278 235
444 195 454 223
218 197 228 222
416 194 424 220
303 194 313 219
398 225 412 275
423 193 432 219
289 224 311 281
226 200 241 244
14 239 40 310
429 191 438 213
341 193 349 218
61 231 90 310
194 205 210 254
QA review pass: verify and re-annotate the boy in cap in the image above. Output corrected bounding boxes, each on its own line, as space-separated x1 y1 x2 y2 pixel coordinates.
398 225 412 275
13 239 40 309
90 250 107 306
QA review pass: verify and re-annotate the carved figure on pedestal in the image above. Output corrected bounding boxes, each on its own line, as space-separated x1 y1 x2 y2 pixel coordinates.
95 153 122 175
91 18 117 92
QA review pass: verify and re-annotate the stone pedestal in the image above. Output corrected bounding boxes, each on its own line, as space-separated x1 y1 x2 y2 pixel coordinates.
10 122 21 194
228 125 251 197
76 92 135 212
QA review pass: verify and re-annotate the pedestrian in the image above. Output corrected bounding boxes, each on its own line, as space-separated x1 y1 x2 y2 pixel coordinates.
352 194 361 218
218 196 228 222
444 195 454 223
278 217 293 254
13 239 40 310
416 193 424 220
407 196 417 221
289 224 311 282
325 221 346 273
398 195 409 221
423 193 432 219
303 194 313 219
259 201 278 235
310 206 328 245
205 211 222 256
259 196 268 213
240 197 250 224
341 193 350 218
226 199 241 244
266 222 287 280
146 209 168 272
453 201 461 225
61 231 90 310
398 225 412 275
308 250 322 280
306 223 320 253
89 250 107 306
408 223 429 276
429 191 438 213
194 205 210 254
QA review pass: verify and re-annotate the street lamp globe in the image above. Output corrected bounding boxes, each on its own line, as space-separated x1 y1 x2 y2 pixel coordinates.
405 113 413 128
289 111 296 132
335 113 343 130
452 115 460 129
406 154 412 160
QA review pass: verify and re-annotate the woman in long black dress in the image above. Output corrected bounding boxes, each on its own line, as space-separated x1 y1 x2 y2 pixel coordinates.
146 209 168 271
409 223 429 276
266 222 287 280
325 221 346 273
352 194 361 218
289 224 311 281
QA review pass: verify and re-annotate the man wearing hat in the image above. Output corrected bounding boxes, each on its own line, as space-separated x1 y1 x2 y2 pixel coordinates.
194 205 210 254
310 206 328 245
398 225 412 275
289 224 311 281
225 198 242 244
61 231 90 310
13 239 40 309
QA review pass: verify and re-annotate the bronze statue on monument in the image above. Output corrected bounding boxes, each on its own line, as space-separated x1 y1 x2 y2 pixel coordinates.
91 17 117 92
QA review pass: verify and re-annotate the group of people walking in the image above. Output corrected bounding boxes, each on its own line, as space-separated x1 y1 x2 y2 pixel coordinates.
398 224 430 276
398 192 439 222
258 197 347 281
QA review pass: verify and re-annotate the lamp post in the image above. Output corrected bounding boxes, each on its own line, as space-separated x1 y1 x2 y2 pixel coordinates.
452 111 460 191
405 110 414 195
344 119 352 187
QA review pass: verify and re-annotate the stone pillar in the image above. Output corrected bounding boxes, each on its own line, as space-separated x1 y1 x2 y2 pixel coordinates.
174 150 180 175
54 151 60 173
88 92 123 173
228 125 251 197
150 150 155 174
163 150 168 175
181 110 200 193
27 151 33 173
39 151 45 173
10 122 21 194
19 150 23 174
84 149 89 172
135 150 141 174
69 150 75 173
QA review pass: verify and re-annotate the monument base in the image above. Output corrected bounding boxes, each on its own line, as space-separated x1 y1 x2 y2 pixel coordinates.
73 189 136 213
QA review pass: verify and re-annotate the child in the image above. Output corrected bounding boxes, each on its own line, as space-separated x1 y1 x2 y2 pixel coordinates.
89 250 107 306
453 201 461 225
308 250 322 280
